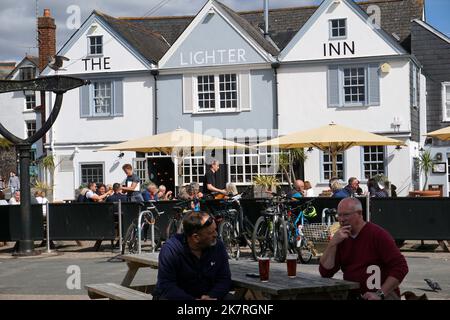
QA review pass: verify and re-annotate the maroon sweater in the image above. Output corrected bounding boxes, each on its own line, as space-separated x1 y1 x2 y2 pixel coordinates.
319 222 408 296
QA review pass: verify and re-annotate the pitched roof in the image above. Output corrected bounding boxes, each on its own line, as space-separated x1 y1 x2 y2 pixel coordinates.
95 0 424 63
240 0 424 52
5 55 38 79
95 10 171 64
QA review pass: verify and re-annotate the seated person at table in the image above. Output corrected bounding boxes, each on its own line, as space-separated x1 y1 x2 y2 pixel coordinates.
106 183 128 203
319 198 408 300
153 211 231 300
288 179 305 199
157 185 173 200
142 183 159 201
85 182 112 202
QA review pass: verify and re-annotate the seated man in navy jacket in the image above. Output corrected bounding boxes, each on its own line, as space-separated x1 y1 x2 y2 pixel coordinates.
154 211 231 300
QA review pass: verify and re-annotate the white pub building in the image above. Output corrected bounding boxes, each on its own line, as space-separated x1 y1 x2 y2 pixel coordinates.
37 0 425 200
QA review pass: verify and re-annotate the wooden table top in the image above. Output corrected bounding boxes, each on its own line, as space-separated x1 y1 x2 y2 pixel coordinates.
120 253 359 296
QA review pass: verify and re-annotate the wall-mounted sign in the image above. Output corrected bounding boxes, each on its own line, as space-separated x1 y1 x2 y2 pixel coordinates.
82 57 111 71
323 41 355 57
180 49 247 66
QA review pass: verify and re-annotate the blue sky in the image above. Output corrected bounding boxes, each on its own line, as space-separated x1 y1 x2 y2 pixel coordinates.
425 0 450 36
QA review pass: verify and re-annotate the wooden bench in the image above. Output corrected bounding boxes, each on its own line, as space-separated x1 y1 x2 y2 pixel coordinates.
85 283 153 300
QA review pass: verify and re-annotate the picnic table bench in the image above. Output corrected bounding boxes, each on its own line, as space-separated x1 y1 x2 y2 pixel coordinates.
85 283 153 300
92 253 359 300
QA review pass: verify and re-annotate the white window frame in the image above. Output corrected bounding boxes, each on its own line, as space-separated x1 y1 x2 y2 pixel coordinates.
362 146 386 180
25 92 36 110
341 65 367 107
80 163 105 186
182 156 206 185
412 66 418 108
227 139 288 186
19 67 36 80
329 18 347 40
442 82 450 122
133 158 149 183
25 120 36 138
193 73 239 114
90 80 114 117
87 35 103 56
321 150 345 182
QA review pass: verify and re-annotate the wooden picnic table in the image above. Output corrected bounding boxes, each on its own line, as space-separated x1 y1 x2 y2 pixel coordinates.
119 253 359 300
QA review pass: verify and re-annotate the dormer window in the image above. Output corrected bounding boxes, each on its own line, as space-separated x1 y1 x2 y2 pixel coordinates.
19 67 36 80
88 36 103 55
330 19 347 39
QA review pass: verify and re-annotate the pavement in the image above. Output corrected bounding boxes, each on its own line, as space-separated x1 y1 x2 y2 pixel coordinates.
0 240 449 300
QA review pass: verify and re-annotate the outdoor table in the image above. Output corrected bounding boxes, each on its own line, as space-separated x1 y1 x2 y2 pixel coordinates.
119 253 359 300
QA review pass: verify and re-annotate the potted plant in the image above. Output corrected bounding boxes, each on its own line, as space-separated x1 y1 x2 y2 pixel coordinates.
419 150 433 191
253 175 279 198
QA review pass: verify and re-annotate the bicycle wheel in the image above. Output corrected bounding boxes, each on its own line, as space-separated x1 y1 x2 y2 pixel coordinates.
122 222 138 255
166 219 179 240
251 216 272 261
274 217 288 262
241 216 254 248
219 221 239 260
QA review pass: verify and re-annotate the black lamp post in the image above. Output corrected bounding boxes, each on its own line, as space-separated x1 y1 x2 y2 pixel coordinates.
0 76 89 256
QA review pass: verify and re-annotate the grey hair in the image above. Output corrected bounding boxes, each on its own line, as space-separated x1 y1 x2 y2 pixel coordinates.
339 197 363 212
210 159 220 166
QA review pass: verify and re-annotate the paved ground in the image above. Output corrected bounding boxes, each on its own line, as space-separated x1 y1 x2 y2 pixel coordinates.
0 240 449 300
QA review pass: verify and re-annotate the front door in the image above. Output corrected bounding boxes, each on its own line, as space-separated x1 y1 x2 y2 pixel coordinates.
148 157 175 193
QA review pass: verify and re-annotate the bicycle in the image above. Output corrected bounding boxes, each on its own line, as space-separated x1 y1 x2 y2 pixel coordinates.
251 195 288 262
216 193 254 260
122 202 164 255
285 201 317 264
289 206 338 263
165 199 193 240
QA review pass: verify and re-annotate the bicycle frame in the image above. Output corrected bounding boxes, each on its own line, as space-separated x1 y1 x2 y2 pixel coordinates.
137 203 164 254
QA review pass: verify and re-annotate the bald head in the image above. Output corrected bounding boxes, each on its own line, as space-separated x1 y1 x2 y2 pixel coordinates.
337 198 362 214
294 180 305 192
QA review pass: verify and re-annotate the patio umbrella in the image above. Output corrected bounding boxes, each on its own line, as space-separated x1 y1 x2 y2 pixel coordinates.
255 122 405 177
99 128 249 190
99 128 247 154
426 126 450 141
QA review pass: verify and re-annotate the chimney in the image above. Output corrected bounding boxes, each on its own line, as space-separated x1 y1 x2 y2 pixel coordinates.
38 9 56 72
264 0 269 38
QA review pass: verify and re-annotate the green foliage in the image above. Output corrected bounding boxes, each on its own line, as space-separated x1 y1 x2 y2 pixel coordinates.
42 155 55 170
253 175 280 189
419 150 433 191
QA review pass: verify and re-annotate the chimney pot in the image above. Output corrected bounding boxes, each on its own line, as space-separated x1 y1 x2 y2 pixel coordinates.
44 9 51 17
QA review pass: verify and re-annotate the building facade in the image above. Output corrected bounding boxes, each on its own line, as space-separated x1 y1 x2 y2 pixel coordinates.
411 19 450 196
38 0 426 199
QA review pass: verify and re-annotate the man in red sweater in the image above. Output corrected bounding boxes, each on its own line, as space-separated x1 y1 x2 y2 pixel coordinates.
319 198 408 300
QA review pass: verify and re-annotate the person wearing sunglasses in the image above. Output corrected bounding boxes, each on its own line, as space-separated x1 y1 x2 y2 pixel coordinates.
153 211 231 300
319 198 408 300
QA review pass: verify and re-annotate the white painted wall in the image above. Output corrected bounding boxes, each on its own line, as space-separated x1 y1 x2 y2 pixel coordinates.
0 63 40 140
47 74 154 144
304 144 413 197
282 0 403 62
42 17 148 76
278 59 411 134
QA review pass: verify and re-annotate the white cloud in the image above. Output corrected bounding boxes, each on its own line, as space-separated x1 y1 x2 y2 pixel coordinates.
0 0 320 62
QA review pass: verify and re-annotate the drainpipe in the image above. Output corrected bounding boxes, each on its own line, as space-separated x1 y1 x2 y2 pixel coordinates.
151 70 159 135
271 61 280 130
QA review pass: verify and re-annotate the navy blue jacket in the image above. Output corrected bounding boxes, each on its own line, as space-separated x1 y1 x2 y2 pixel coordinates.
154 233 231 300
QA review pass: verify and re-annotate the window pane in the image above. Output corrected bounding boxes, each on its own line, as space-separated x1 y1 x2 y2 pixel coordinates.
322 151 344 180
81 164 104 185
218 73 237 109
343 67 365 104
